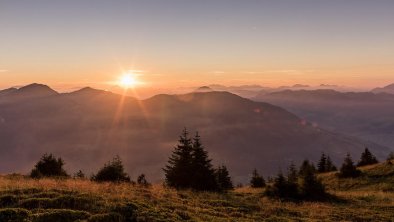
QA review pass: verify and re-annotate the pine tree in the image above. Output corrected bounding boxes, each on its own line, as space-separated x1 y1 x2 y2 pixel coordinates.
250 169 265 188
190 132 217 191
357 148 378 167
92 156 130 182
286 162 299 198
265 171 290 199
299 160 315 176
299 162 326 199
163 128 194 189
215 165 233 191
325 155 337 172
317 153 327 173
339 153 361 178
30 153 69 178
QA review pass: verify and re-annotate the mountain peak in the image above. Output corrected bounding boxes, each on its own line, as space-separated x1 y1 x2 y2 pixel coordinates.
195 86 214 92
15 83 58 97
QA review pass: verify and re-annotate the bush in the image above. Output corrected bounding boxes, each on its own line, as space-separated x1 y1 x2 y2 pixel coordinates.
137 174 150 187
92 156 131 183
30 153 69 178
32 209 90 222
0 208 30 222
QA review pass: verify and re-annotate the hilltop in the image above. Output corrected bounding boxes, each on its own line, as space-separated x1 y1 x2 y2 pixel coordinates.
0 160 393 221
0 84 388 182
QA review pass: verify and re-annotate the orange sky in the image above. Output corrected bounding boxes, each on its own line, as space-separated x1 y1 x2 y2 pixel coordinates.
1 1 394 93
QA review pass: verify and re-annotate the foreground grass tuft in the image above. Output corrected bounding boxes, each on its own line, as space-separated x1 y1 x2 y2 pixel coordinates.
0 161 393 221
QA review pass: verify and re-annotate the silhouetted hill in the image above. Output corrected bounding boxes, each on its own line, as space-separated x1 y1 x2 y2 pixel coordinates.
372 83 394 94
194 86 214 92
0 85 389 182
254 89 394 149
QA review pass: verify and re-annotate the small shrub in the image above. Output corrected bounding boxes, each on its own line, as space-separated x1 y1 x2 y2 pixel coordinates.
92 156 131 183
30 153 69 178
137 174 150 187
0 208 30 222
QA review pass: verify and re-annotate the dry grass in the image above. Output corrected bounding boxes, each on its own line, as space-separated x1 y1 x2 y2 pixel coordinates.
0 161 394 222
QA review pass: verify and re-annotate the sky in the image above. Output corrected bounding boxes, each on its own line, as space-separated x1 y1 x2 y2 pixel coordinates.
1 0 394 93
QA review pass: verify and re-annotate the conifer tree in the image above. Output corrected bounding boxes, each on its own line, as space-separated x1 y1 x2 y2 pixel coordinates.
339 153 361 178
317 153 327 173
299 160 315 176
325 155 337 172
250 169 265 188
190 132 217 191
163 128 194 189
215 165 233 191
265 171 290 199
286 162 299 198
357 148 378 167
299 162 326 199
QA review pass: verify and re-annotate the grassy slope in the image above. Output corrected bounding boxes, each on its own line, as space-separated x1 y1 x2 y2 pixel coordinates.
0 161 393 222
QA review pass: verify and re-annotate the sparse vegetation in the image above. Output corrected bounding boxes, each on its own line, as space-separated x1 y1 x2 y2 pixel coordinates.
91 156 131 183
317 152 337 173
357 147 379 167
30 154 69 179
338 153 361 178
250 169 265 188
1 159 393 222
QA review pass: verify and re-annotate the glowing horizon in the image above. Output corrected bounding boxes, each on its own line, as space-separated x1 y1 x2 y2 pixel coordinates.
1 0 394 92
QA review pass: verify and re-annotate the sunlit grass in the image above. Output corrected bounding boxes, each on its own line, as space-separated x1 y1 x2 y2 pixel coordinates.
1 161 394 221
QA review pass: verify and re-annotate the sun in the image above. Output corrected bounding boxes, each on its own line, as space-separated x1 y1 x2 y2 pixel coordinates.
118 73 138 88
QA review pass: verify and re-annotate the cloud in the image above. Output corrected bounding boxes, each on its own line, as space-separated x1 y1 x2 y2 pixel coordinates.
0 70 8 73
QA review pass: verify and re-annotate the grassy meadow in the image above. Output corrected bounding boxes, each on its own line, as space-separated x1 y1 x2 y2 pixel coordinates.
1 161 394 222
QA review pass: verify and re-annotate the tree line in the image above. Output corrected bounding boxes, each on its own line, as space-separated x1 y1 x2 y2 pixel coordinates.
26 128 392 200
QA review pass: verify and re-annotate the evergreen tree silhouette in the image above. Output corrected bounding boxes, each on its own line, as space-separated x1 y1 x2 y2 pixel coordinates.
299 160 315 176
299 161 326 199
317 153 327 173
190 132 217 191
286 162 299 198
215 165 233 191
265 171 290 199
357 148 378 167
30 153 69 178
163 128 194 189
92 156 130 182
339 153 361 178
325 155 337 172
250 169 265 188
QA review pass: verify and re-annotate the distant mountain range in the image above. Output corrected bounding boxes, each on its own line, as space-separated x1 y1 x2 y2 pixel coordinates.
0 83 389 183
372 83 394 94
203 83 363 99
254 89 394 150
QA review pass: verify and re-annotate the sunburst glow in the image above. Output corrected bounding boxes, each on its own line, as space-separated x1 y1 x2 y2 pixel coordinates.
118 73 138 88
